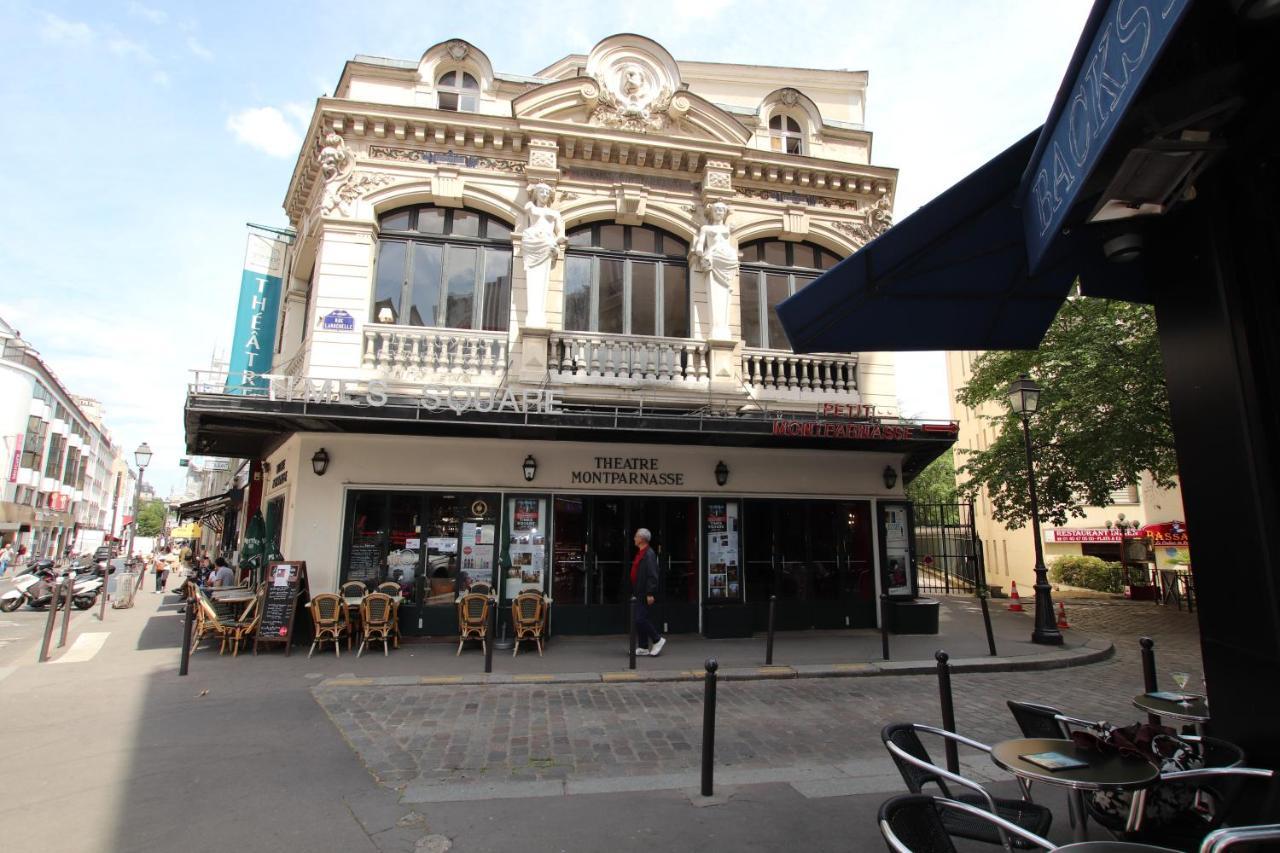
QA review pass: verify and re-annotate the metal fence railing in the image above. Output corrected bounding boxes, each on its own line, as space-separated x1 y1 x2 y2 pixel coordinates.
912 502 982 595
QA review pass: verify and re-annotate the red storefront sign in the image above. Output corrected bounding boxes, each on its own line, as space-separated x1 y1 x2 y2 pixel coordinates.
1139 521 1189 546
1043 528 1122 543
8 435 21 483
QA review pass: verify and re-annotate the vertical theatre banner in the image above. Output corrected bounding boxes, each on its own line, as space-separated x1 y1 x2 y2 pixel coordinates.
226 228 288 392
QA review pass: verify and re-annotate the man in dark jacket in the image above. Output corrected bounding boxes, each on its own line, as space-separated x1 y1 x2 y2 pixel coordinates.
630 528 666 656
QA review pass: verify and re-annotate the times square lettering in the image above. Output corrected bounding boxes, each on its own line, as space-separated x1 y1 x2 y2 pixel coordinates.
265 377 561 415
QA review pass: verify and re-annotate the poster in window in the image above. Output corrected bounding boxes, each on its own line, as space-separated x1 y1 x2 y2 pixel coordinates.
514 498 540 531
507 497 546 591
881 503 913 597
705 500 741 603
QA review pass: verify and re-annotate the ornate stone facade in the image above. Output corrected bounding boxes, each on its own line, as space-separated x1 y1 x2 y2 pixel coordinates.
277 33 900 415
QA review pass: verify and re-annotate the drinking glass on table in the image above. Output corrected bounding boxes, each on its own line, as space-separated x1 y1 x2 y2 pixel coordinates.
1171 671 1192 706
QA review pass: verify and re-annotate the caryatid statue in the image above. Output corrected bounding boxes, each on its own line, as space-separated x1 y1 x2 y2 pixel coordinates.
518 182 566 327
691 201 738 339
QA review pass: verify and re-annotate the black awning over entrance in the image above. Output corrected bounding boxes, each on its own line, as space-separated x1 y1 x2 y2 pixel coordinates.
176 489 242 523
185 390 957 481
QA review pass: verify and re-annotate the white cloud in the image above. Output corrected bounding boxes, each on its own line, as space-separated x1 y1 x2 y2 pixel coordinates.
107 36 156 64
186 36 214 61
127 2 167 24
226 107 304 158
152 70 171 87
284 102 313 126
40 13 93 45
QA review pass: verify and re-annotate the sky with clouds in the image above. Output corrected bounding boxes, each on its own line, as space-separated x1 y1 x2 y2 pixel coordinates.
0 0 1092 495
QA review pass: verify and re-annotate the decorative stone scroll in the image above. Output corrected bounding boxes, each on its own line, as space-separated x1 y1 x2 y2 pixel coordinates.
321 171 399 217
830 196 894 247
587 63 688 133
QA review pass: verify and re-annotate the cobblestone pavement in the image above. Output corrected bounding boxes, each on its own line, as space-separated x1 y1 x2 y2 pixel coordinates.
313 599 1203 799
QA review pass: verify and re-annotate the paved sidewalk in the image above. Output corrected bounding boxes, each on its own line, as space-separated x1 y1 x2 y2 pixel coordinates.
0 585 1203 853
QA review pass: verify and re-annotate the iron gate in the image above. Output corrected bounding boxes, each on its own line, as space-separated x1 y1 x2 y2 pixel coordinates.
911 502 984 595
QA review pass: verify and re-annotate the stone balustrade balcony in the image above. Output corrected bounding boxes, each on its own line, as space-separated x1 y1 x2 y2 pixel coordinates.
362 325 508 384
741 348 860 402
549 331 710 389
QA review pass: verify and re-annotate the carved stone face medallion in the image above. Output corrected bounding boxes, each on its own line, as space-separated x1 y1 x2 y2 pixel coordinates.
446 40 469 61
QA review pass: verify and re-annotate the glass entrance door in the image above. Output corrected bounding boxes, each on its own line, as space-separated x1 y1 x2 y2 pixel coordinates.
741 498 876 629
551 495 699 634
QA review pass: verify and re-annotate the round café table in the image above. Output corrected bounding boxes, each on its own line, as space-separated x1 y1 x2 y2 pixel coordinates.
990 737 1159 843
1132 692 1210 725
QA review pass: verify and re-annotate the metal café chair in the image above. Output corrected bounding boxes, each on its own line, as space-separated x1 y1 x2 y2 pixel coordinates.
879 794 1054 853
1200 823 1280 851
882 723 1053 850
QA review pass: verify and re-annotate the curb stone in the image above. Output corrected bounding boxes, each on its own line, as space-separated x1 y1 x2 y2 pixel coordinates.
315 640 1114 690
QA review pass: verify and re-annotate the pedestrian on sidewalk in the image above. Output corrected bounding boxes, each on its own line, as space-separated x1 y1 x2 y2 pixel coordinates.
631 528 666 657
154 556 169 593
0 542 12 577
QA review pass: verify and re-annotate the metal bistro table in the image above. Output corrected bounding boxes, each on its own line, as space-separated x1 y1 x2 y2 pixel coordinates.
1132 692 1210 729
990 738 1159 843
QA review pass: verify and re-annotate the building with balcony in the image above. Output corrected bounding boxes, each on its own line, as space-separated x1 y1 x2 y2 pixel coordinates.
1 319 136 560
945 349 1188 593
185 35 957 637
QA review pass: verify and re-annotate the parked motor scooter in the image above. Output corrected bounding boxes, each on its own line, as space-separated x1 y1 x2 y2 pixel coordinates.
0 560 57 612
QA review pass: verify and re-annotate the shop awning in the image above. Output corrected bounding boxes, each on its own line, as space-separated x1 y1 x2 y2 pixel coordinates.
776 0 1197 354
170 523 203 540
175 490 242 537
775 131 1108 353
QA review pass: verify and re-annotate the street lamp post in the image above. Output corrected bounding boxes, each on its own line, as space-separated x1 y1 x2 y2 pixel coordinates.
1006 375 1063 646
126 442 152 562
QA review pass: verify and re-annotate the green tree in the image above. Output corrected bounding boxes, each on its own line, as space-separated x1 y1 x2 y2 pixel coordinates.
955 295 1178 528
135 499 169 536
906 449 958 504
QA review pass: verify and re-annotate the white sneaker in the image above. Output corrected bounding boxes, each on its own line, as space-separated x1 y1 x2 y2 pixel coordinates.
635 647 650 656
650 638 666 657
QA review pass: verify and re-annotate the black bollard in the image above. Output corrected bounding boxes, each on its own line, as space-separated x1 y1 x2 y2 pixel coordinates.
1139 637 1159 724
179 597 195 676
58 579 73 648
765 594 776 665
628 595 637 670
485 596 496 674
936 650 959 774
701 657 719 796
879 594 891 660
38 585 61 663
978 591 998 657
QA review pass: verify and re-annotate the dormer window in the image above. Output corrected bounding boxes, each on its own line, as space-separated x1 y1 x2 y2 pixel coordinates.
436 70 479 112
769 115 804 155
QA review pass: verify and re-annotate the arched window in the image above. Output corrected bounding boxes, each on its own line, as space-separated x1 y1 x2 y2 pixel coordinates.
739 239 840 349
769 115 804 155
563 223 690 337
372 205 513 331
436 70 479 112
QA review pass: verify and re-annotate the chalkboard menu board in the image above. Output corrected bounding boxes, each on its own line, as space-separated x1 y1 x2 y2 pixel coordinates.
255 561 308 655
347 541 382 584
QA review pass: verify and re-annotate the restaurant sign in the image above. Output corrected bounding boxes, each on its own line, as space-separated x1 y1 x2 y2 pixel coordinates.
772 416 956 442
1043 527 1121 543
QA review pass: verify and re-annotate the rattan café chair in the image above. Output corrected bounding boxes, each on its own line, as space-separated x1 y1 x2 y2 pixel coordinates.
455 592 491 655
512 591 547 657
309 593 348 658
358 592 398 657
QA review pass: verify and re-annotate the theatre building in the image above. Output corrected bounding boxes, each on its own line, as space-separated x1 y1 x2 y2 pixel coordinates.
185 34 957 637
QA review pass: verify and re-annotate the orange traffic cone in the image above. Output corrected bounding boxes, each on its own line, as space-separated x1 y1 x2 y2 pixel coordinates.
1008 581 1025 612
1057 601 1070 629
